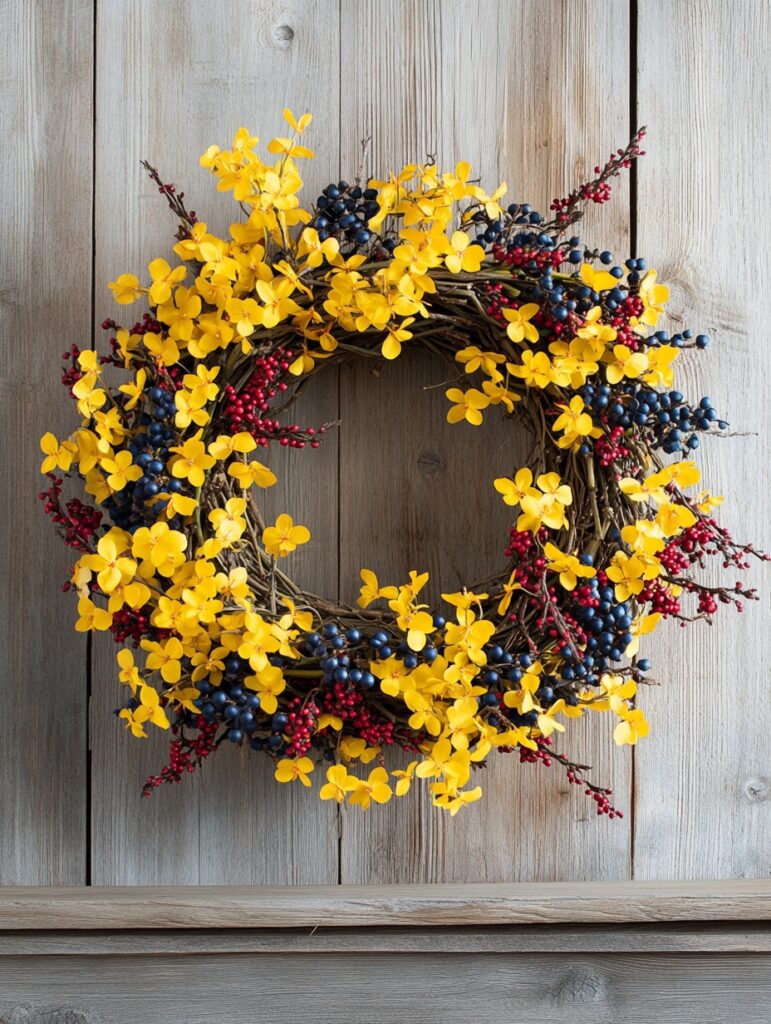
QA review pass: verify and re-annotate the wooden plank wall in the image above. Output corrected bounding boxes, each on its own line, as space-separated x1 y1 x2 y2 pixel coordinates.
633 0 771 880
0 0 92 885
2 0 768 886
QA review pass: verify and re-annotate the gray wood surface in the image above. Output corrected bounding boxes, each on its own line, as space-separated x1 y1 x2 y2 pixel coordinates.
1 881 769 929
2 952 771 1024
337 0 633 884
633 0 771 880
0 0 91 884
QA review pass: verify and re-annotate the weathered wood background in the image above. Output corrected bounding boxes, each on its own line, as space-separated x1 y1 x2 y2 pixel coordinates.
2 882 771 1021
2 0 769 887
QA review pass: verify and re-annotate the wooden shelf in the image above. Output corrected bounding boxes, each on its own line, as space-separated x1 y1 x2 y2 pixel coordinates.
2 880 770 931
2 882 770 1020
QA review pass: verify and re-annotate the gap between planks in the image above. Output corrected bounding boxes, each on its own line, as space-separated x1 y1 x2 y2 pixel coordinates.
1 923 771 957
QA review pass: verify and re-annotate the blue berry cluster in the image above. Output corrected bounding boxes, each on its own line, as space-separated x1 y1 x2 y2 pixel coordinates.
584 382 727 453
303 618 451 685
192 659 263 745
311 182 379 251
468 201 546 247
648 328 710 350
303 623 377 690
569 579 635 671
104 390 191 531
121 672 261 746
623 256 647 286
469 577 648 733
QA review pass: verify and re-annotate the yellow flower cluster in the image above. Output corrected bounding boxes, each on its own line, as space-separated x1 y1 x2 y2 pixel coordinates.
444 268 677 438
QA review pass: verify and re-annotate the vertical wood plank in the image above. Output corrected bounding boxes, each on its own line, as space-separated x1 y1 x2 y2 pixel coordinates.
0 0 92 884
90 0 341 884
338 0 633 882
634 0 771 878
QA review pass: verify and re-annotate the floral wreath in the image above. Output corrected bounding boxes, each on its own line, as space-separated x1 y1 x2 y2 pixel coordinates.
40 110 766 819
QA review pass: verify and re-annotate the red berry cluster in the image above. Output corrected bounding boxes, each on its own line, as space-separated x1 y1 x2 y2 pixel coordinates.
39 475 102 552
481 281 517 324
696 591 719 615
321 682 395 747
220 349 325 448
572 774 623 818
676 517 758 574
574 581 600 610
639 580 681 616
594 426 630 467
489 244 567 275
110 608 158 646
551 180 610 219
518 736 554 768
658 518 763 618
535 595 588 655
698 518 770 575
609 296 645 349
659 541 691 575
283 696 320 757
504 527 548 595
142 716 219 797
60 344 84 393
673 519 719 566
504 526 536 560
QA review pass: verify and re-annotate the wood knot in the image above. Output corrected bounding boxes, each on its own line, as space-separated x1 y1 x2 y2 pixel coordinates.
744 776 769 801
2 1008 98 1024
272 23 294 48
552 966 607 1005
416 447 446 477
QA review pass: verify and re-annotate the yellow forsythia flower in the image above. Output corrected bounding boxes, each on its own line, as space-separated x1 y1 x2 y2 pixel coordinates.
262 513 310 558
274 757 315 787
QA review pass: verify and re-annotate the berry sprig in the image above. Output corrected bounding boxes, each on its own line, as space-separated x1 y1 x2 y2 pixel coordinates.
518 737 624 819
548 126 647 227
142 716 220 797
39 475 102 552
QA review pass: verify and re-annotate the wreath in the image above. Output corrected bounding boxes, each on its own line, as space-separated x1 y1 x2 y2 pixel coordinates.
40 110 766 819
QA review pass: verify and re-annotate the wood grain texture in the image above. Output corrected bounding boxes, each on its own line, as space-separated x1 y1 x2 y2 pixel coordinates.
338 0 633 884
4 922 771 955
0 0 92 884
633 0 771 879
89 0 341 884
2 952 771 1024
1 880 769 929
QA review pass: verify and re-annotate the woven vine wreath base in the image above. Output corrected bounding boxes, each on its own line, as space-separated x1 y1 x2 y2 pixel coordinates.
39 112 765 819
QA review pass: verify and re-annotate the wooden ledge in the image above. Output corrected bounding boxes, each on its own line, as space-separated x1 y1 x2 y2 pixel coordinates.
1 880 769 931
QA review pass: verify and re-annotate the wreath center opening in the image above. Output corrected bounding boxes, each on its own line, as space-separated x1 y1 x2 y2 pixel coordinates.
255 346 529 608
